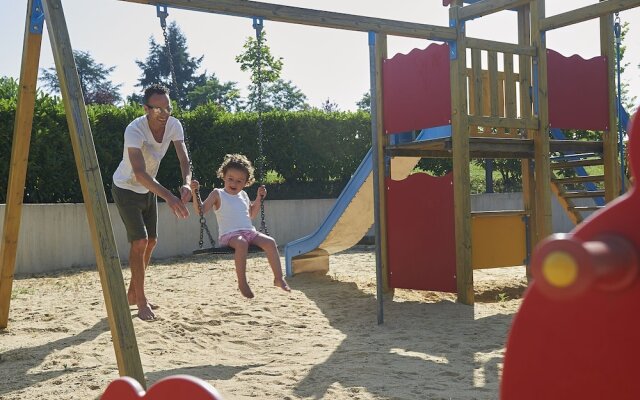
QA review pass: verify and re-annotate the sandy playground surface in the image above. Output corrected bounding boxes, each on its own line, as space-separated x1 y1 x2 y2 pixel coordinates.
0 246 528 399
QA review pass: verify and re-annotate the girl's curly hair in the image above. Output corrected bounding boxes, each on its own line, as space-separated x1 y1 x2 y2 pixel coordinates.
216 154 256 186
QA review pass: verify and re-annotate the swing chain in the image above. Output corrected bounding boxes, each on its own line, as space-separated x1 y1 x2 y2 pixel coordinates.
613 10 626 193
158 7 215 249
614 12 621 44
253 17 268 235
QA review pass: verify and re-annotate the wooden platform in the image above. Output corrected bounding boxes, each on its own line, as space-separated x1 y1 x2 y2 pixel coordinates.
386 137 604 159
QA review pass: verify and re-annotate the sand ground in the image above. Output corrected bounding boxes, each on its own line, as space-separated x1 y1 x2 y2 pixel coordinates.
0 246 527 399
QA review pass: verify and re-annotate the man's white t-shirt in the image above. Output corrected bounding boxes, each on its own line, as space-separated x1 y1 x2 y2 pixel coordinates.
112 115 184 194
214 188 256 237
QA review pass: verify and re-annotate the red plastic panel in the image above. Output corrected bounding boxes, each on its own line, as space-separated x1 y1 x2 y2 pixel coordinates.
386 172 456 292
101 375 224 400
547 49 609 130
501 111 640 399
501 280 640 399
383 44 452 134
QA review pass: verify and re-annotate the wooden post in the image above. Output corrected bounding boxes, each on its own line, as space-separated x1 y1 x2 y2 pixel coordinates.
518 4 536 277
370 32 391 324
531 0 553 243
41 0 145 386
600 2 620 201
0 0 44 328
450 3 474 304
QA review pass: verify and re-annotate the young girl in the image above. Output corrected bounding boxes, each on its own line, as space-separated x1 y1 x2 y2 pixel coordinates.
190 154 290 298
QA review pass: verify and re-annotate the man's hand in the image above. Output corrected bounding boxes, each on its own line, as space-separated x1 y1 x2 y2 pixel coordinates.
180 184 192 203
168 195 189 219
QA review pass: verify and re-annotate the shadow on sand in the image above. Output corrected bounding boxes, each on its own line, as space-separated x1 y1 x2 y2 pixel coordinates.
289 272 517 399
0 318 110 396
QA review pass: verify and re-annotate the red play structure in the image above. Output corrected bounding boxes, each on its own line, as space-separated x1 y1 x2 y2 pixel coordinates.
382 43 612 294
501 110 640 399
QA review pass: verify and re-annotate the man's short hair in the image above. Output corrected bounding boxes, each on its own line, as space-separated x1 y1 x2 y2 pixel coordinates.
142 84 170 104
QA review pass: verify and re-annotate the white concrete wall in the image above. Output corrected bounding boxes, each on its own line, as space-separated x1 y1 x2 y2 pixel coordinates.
0 200 335 275
1 193 587 275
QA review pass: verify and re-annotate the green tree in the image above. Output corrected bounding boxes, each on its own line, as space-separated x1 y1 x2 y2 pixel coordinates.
0 77 19 100
356 92 371 112
135 22 206 108
265 79 308 111
320 98 340 113
186 73 242 112
39 50 122 105
235 31 307 111
616 22 636 110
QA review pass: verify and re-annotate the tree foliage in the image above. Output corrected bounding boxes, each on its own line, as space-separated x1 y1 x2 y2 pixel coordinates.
135 22 206 108
235 31 308 111
39 50 122 105
186 73 242 112
356 92 371 112
0 91 371 202
134 22 241 111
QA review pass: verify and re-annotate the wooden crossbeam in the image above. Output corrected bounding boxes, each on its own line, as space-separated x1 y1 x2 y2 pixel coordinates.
465 37 536 56
540 0 640 31
119 0 457 40
468 116 538 130
458 0 531 21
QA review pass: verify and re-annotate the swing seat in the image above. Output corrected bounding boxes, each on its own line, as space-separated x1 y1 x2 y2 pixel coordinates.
193 245 263 256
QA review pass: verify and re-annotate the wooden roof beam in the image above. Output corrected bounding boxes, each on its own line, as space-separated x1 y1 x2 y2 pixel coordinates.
118 0 457 40
540 0 640 32
458 0 531 21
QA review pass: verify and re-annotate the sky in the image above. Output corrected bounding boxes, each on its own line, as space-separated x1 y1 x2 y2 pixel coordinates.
1 0 639 111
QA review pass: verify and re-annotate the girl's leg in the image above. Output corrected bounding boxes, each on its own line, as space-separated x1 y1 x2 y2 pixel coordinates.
252 233 290 292
227 236 253 298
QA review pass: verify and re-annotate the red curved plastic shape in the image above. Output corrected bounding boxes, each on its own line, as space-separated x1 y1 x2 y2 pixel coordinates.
547 49 609 130
101 375 224 400
382 44 451 134
501 111 640 400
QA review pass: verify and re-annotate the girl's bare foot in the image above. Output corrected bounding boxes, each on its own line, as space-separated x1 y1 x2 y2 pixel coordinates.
238 281 255 299
274 278 291 292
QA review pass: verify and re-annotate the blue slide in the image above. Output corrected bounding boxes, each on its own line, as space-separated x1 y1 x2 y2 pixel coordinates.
284 129 437 276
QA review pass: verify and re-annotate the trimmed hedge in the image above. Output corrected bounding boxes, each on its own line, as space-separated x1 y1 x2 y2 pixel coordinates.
0 97 371 203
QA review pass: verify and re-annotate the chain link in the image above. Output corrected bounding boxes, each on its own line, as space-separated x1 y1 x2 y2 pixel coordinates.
161 18 215 249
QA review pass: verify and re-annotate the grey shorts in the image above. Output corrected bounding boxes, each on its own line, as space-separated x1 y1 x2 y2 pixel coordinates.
111 184 158 242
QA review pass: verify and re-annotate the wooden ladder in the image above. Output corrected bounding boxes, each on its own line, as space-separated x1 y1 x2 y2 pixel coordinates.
550 155 606 225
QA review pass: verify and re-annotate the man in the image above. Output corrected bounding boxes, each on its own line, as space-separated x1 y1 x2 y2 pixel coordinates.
112 84 191 321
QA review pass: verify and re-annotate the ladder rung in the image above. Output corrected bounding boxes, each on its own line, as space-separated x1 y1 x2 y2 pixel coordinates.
551 159 603 169
570 206 604 212
550 153 598 162
552 175 605 184
562 190 605 198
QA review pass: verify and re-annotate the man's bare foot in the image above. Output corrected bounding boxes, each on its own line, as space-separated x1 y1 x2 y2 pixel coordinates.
137 303 156 321
274 278 291 292
238 281 255 299
128 295 159 310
